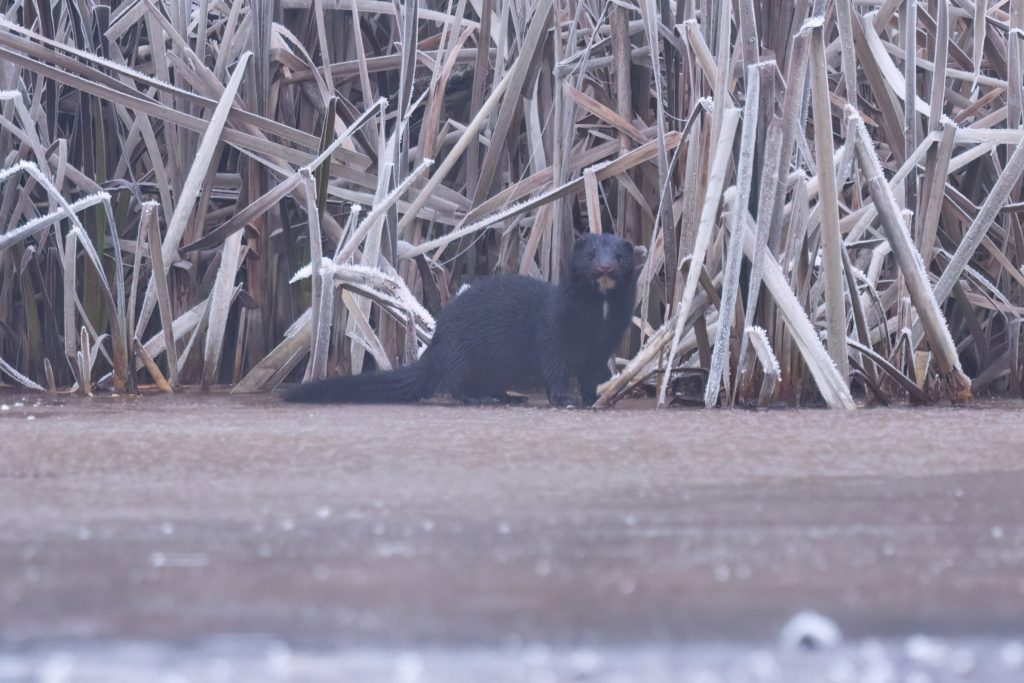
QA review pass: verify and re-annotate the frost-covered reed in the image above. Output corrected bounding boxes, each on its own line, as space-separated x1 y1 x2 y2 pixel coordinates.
0 0 1022 406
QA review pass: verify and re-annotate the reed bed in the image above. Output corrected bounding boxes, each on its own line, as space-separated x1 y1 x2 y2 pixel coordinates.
1 0 1022 407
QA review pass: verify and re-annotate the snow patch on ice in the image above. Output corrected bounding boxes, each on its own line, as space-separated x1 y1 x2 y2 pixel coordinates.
1001 641 1024 669
779 611 842 651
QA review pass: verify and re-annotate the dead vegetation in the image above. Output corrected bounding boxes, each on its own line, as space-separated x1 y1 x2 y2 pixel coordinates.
0 0 1022 407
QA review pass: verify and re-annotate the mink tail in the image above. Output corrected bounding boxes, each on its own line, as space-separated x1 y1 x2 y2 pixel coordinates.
282 357 438 404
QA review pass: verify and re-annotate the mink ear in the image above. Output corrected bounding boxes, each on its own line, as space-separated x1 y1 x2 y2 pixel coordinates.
632 245 648 270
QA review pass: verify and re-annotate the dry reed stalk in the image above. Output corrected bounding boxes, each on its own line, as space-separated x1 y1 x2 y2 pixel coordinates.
136 51 251 337
849 108 971 403
809 21 850 382
144 202 179 387
736 199 856 410
933 135 1024 303
657 107 741 407
704 63 761 409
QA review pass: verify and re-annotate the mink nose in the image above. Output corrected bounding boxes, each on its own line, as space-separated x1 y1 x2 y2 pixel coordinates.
597 262 614 274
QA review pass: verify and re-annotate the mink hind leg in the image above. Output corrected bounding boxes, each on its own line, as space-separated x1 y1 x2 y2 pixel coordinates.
446 363 524 405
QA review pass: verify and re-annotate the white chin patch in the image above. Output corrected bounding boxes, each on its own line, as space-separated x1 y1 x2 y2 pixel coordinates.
602 301 609 321
596 275 616 293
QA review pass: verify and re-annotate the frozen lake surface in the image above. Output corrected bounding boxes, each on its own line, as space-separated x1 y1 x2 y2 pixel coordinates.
1 392 1022 681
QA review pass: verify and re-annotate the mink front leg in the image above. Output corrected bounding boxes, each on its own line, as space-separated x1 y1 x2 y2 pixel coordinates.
578 361 612 407
541 350 573 407
579 380 598 407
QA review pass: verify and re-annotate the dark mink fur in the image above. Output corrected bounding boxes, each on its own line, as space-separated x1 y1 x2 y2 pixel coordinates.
282 233 645 407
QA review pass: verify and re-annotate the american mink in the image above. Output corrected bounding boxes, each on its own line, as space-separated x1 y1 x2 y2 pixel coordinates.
283 232 645 407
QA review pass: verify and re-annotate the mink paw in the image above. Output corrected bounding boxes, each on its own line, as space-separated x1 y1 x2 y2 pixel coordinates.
547 393 576 408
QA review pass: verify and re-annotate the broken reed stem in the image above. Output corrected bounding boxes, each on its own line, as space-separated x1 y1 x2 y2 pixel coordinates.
133 338 173 393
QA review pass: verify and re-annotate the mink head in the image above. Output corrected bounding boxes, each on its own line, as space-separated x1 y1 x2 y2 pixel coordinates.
569 233 646 294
